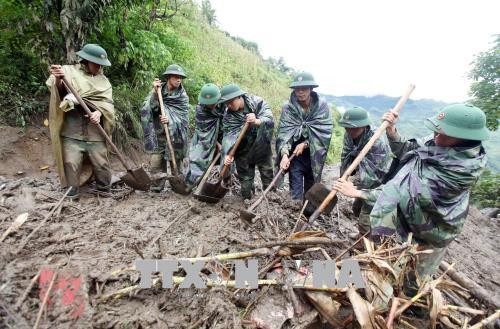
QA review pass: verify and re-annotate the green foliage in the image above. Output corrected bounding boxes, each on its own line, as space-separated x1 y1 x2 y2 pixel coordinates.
326 106 344 164
201 0 217 26
468 34 499 131
471 169 500 208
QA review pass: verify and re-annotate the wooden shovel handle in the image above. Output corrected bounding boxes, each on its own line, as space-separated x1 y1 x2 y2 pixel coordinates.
60 77 132 171
156 86 179 175
219 122 250 178
248 153 297 212
310 84 415 221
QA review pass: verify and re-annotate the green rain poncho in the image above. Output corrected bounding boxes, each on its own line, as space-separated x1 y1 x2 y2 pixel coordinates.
221 94 274 164
367 134 487 248
340 127 392 189
140 82 190 161
184 104 225 187
276 91 332 182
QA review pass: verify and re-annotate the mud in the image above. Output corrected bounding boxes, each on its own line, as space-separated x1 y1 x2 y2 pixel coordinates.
0 125 499 328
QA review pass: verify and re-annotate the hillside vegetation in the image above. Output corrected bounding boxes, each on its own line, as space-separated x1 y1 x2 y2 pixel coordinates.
0 0 292 142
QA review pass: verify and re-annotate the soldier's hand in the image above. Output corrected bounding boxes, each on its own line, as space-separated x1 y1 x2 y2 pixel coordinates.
333 178 363 199
382 111 399 136
246 113 261 125
152 78 162 91
224 155 234 166
293 142 308 156
160 115 169 124
49 65 64 78
88 110 102 125
280 154 290 170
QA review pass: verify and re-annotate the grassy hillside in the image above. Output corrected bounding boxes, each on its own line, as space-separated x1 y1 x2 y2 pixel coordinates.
0 1 292 142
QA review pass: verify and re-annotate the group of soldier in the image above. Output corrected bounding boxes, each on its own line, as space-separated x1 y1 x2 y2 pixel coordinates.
47 43 490 287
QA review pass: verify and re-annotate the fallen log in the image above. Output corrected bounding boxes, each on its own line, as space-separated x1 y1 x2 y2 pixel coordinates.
439 261 500 309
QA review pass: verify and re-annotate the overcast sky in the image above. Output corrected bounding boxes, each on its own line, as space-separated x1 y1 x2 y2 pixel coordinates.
209 0 499 102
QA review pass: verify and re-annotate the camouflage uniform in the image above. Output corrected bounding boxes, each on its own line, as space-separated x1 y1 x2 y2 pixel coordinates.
222 94 274 200
184 103 225 189
364 132 487 277
340 128 392 233
276 91 332 200
140 83 190 191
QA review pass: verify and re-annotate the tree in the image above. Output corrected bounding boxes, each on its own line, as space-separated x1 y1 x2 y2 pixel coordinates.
468 34 499 131
201 0 216 26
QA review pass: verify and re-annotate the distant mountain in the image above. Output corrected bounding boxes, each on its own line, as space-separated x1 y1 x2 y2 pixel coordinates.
321 93 500 172
321 94 448 120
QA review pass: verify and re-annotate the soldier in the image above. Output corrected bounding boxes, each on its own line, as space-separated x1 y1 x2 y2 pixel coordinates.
140 64 190 192
184 83 225 192
220 84 274 200
338 106 392 235
333 103 489 283
46 44 115 200
276 72 332 205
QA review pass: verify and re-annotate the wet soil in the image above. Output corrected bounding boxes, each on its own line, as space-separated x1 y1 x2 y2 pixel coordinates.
0 125 498 328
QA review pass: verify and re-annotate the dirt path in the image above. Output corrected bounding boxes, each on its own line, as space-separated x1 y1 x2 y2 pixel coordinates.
0 125 498 328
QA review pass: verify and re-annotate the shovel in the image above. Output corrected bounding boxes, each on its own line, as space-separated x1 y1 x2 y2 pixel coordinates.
61 77 151 191
304 84 416 227
194 122 250 203
192 149 221 195
156 87 189 195
240 153 297 223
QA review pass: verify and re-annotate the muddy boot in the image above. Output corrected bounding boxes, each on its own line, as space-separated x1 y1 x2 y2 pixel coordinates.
67 186 80 200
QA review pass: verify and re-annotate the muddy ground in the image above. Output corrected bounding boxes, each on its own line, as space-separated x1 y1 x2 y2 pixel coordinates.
0 125 499 328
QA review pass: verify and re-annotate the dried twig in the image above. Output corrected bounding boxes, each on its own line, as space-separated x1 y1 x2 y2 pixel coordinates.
334 232 369 261
440 261 500 309
468 310 500 329
386 297 400 328
15 269 41 310
33 270 58 329
16 187 71 255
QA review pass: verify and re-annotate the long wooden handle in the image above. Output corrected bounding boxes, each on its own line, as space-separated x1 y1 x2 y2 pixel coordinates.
310 84 415 221
194 150 221 194
219 122 250 178
61 77 132 171
156 87 179 175
248 153 297 212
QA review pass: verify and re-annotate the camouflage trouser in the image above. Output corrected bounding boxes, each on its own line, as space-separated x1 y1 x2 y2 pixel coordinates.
62 137 111 189
235 153 274 200
353 198 372 235
403 244 447 297
150 149 184 192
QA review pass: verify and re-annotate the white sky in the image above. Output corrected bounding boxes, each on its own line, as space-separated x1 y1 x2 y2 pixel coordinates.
210 0 499 102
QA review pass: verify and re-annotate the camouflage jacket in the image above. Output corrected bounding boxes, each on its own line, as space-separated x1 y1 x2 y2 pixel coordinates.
184 104 225 187
340 127 392 189
222 94 274 164
276 92 332 182
140 83 190 161
366 133 487 248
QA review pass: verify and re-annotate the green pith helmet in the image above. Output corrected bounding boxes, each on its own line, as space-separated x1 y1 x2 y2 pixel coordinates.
289 72 319 88
162 64 187 78
198 83 221 105
339 106 371 128
76 44 111 66
424 103 490 141
219 83 246 103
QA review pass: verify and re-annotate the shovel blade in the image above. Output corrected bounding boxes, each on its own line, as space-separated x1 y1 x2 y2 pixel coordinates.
305 183 337 215
193 181 228 203
240 209 258 223
121 167 151 191
168 175 190 195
